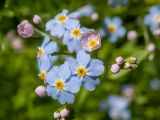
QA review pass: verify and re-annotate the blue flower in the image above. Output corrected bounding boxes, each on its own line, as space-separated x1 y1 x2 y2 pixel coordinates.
101 16 126 42
108 0 128 7
37 36 58 80
45 9 80 38
144 6 160 31
63 24 90 52
45 62 81 104
66 50 104 91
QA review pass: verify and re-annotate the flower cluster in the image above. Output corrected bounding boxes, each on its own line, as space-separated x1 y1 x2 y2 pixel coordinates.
54 108 69 120
110 56 138 74
35 9 105 105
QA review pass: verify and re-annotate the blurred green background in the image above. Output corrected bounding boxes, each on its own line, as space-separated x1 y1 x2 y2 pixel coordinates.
1 0 160 120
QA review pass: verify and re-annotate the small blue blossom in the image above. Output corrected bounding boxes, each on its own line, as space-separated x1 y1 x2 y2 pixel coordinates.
101 16 126 42
45 9 80 38
37 36 58 80
144 6 160 31
46 62 81 104
63 24 90 52
66 50 104 91
108 0 128 7
150 78 160 90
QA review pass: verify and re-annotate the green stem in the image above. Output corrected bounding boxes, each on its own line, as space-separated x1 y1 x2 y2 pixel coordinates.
143 25 150 45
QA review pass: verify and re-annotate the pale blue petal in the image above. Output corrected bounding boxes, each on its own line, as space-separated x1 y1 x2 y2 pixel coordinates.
83 76 100 91
45 20 56 31
99 28 106 37
104 17 112 25
109 35 118 42
46 86 58 99
44 41 58 54
113 17 122 26
66 57 78 74
150 6 160 13
63 30 72 44
144 15 152 25
46 68 58 85
50 24 65 38
68 12 80 18
64 19 80 29
65 76 81 93
87 59 104 76
57 62 71 81
39 54 52 71
41 36 49 48
76 50 90 67
116 27 126 37
67 39 82 52
58 91 74 104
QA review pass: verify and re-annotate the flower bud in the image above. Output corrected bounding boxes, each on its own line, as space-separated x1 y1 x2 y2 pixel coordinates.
111 64 120 74
131 64 138 69
115 56 124 65
129 57 137 64
60 108 69 118
81 31 101 52
53 112 61 119
17 20 34 38
124 62 131 69
153 28 160 36
91 12 99 22
33 15 41 24
127 30 137 41
35 85 46 97
147 43 156 52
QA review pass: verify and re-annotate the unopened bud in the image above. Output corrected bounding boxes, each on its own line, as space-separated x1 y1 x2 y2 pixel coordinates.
115 56 124 65
33 15 41 24
124 62 131 69
60 108 69 118
53 112 61 119
129 57 137 64
35 85 46 97
111 64 120 74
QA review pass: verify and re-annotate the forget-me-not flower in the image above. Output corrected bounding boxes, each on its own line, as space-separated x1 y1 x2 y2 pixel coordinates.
144 6 160 31
101 16 126 42
46 62 81 104
108 0 128 7
66 50 104 91
45 9 80 38
63 24 90 52
37 36 58 80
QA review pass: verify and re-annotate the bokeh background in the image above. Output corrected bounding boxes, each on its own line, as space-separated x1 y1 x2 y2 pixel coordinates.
1 0 160 120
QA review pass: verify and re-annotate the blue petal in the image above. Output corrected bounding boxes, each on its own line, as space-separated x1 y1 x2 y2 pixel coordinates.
150 6 160 13
58 91 74 104
46 86 58 99
144 15 152 25
116 27 126 37
113 17 122 26
83 76 100 91
65 76 81 93
41 36 49 48
67 39 82 52
39 54 52 71
109 34 118 42
46 67 59 85
68 12 80 18
64 19 80 30
87 59 104 77
50 24 65 38
99 28 106 37
66 57 78 74
104 17 112 25
44 41 58 54
63 30 72 44
76 50 90 67
45 20 57 31
57 62 71 81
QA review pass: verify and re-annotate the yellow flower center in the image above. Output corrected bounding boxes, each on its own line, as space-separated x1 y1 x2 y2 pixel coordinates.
57 15 68 23
37 48 44 58
55 80 64 90
40 71 46 80
88 39 98 49
77 67 87 77
108 25 116 33
71 28 81 38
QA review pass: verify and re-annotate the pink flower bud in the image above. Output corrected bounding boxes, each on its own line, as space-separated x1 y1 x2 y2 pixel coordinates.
33 15 41 24
81 31 101 52
127 30 137 41
91 12 99 22
115 56 124 65
35 85 46 97
147 43 156 52
60 108 69 118
17 20 34 38
53 112 60 119
111 64 120 74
